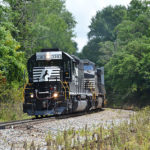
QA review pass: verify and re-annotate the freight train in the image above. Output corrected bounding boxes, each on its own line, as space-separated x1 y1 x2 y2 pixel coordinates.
23 48 106 117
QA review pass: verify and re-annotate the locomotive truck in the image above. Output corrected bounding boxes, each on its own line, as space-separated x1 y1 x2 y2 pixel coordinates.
23 48 106 117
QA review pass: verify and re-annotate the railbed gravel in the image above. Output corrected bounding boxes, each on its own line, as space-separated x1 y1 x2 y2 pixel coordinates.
0 108 135 150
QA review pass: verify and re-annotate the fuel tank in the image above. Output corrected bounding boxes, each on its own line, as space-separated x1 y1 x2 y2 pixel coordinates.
73 100 88 112
96 97 103 109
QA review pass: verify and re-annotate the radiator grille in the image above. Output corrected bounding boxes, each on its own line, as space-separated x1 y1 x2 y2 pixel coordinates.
84 78 95 89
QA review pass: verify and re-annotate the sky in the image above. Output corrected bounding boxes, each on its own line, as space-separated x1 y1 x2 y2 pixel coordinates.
65 0 131 52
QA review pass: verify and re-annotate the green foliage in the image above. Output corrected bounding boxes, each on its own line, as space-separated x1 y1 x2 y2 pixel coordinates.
128 0 149 21
105 6 150 105
97 41 115 66
0 103 30 122
3 0 77 57
0 26 26 85
88 5 127 41
115 20 136 45
115 13 150 45
80 38 101 63
0 7 27 105
0 5 16 32
29 0 76 55
79 5 127 65
32 13 75 54
3 0 33 49
0 87 30 121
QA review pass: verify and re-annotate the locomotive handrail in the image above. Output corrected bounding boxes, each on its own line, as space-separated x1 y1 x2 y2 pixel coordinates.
89 82 96 100
63 81 70 99
60 80 67 100
23 83 34 102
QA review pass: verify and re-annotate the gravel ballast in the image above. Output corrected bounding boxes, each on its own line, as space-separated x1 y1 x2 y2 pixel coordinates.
0 108 134 150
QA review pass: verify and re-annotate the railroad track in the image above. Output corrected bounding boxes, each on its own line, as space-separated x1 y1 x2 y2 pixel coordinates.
0 109 103 130
0 116 56 130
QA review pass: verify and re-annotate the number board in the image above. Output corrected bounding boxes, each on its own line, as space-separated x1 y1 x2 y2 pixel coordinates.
36 51 62 60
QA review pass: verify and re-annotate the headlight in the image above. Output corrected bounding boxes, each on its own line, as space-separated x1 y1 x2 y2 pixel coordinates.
30 93 34 98
46 53 51 60
53 92 58 98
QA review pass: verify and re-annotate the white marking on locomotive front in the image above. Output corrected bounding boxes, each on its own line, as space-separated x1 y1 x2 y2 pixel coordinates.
33 66 60 82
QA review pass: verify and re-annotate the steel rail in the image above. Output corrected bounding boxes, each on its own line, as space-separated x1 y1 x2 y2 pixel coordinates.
0 116 56 130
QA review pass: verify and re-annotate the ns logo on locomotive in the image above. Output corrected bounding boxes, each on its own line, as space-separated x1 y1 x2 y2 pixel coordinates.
23 48 106 116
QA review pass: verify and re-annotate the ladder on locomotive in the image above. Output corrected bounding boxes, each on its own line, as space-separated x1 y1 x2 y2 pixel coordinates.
60 81 70 100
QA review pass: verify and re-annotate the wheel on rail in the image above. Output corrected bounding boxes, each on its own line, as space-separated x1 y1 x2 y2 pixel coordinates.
35 115 39 119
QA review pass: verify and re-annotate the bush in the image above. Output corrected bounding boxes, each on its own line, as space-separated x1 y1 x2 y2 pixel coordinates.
0 87 29 122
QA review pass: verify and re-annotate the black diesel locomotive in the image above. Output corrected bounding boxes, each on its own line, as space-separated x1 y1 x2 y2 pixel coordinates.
23 48 106 116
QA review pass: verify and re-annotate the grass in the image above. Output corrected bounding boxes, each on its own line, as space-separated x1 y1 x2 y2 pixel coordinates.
0 86 31 122
0 102 31 122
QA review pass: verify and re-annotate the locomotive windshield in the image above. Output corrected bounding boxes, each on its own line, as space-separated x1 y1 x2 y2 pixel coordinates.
84 65 93 71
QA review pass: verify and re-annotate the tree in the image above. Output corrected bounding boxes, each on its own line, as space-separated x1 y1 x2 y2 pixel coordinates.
97 41 115 66
0 26 26 85
105 7 150 105
79 5 126 64
3 0 34 52
3 0 77 57
127 0 149 21
79 38 101 63
29 0 76 55
88 5 126 41
0 5 16 32
115 13 150 45
105 37 150 105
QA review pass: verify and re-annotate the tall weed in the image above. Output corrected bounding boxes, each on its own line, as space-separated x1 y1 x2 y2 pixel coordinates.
0 86 29 121
43 107 150 150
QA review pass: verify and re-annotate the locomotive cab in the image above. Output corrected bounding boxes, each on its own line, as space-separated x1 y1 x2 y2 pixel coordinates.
83 59 96 91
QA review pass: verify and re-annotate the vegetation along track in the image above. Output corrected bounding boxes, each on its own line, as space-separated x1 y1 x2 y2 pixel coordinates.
0 109 102 130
